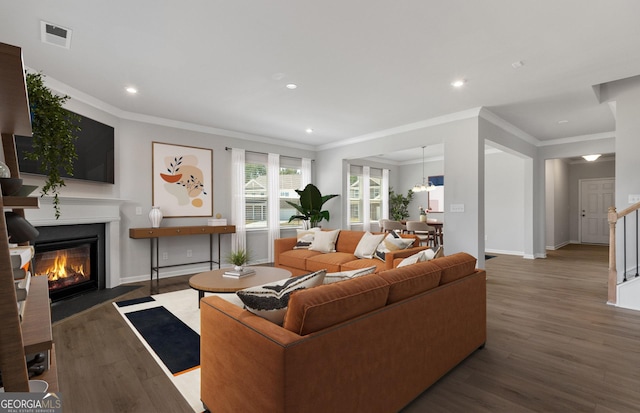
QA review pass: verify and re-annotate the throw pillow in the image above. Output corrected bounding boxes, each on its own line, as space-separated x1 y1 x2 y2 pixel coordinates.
397 248 436 268
309 229 340 253
323 266 377 284
236 269 326 324
375 234 414 262
294 228 321 249
353 232 385 259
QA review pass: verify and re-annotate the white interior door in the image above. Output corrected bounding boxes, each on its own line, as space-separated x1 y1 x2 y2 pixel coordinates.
580 178 614 244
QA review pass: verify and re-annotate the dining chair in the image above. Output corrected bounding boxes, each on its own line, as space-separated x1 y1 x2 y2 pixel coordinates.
381 219 405 234
405 220 437 247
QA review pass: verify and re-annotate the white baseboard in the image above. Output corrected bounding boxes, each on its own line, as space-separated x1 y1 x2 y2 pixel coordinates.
118 259 272 287
545 240 570 251
485 249 524 256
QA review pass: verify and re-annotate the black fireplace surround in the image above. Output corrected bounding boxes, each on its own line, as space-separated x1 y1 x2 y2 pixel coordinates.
33 223 106 302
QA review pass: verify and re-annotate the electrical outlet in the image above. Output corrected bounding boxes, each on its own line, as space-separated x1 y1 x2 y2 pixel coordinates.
187 249 193 257
135 207 142 215
162 252 168 260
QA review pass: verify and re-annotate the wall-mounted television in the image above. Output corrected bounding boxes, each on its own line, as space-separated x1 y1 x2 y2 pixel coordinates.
15 111 115 184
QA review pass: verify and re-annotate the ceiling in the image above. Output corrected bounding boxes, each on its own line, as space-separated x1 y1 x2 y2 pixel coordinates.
1 1 638 153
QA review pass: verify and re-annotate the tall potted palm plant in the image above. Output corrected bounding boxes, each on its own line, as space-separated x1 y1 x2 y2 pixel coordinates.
286 183 339 228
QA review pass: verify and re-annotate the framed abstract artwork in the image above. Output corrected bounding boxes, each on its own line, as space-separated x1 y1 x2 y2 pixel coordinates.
152 142 213 217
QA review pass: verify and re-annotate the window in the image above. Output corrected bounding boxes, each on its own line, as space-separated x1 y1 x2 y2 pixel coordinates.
279 158 303 228
244 154 304 229
245 155 268 228
349 167 363 223
349 166 383 223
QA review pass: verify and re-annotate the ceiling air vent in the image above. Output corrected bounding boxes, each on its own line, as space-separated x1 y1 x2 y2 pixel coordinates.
40 21 72 49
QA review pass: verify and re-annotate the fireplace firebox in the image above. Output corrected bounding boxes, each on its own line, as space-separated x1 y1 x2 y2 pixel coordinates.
33 223 106 302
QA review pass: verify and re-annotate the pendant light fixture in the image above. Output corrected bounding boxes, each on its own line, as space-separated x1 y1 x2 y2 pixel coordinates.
412 146 436 192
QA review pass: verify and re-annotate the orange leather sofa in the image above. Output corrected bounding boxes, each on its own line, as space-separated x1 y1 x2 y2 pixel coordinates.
200 252 487 413
274 229 427 276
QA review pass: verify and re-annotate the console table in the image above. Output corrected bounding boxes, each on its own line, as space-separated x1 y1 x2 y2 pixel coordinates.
129 225 236 291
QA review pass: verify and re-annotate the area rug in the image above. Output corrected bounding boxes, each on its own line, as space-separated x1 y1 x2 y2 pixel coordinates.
113 289 207 413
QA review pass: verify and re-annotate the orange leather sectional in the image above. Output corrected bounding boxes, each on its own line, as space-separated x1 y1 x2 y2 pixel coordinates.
274 229 428 276
200 252 487 413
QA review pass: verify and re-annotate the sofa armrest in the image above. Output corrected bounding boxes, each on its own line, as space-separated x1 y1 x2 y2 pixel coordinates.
274 237 297 267
384 246 429 270
200 296 303 413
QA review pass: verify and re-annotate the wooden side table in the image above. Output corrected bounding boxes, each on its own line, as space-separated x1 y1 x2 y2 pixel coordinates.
129 225 235 291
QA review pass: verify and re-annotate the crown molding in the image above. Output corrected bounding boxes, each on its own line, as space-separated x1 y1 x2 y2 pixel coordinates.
478 108 540 146
32 68 315 151
317 107 483 151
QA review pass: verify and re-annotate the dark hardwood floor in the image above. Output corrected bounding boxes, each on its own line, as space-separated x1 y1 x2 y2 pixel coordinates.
52 244 640 412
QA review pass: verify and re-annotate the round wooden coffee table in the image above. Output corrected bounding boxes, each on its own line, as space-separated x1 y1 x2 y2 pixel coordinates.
189 266 292 307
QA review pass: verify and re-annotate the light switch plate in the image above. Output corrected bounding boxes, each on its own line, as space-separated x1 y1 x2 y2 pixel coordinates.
629 194 640 204
450 204 465 213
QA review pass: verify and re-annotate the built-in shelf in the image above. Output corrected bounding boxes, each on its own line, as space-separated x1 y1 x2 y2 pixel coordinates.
2 196 40 209
0 41 56 393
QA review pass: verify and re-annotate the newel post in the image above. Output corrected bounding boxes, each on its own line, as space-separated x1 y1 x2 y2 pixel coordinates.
608 206 618 304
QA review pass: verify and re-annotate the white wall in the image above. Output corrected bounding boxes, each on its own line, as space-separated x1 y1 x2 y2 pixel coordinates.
485 151 525 255
601 76 640 292
545 159 570 249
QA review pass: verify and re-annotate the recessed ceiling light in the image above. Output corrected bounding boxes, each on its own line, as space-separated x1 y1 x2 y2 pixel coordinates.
305 128 313 134
125 87 138 94
286 83 298 90
511 61 524 69
558 120 569 124
451 79 466 88
582 154 601 162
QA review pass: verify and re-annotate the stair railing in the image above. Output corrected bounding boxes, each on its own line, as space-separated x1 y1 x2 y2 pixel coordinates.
608 202 640 304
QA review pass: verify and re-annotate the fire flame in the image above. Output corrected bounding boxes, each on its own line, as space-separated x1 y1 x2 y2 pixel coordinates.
44 251 85 281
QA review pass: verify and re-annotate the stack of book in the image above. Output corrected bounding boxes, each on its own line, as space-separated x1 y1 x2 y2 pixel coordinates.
10 246 34 320
223 268 256 278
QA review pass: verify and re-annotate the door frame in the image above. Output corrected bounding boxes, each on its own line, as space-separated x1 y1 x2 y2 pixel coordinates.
578 177 615 244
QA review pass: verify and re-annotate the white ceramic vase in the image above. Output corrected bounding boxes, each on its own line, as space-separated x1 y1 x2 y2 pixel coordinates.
149 206 163 228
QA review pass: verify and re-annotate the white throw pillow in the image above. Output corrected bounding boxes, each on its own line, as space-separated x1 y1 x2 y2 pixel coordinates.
396 248 436 267
354 232 386 259
375 234 414 262
309 229 340 253
236 270 326 324
294 228 321 249
323 266 377 284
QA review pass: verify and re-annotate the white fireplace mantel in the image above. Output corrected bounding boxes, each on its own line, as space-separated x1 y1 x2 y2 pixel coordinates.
25 196 123 288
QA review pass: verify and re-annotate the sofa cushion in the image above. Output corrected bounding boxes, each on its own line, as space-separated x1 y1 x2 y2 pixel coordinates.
306 252 356 273
334 230 368 254
294 228 321 249
397 248 436 267
283 274 390 335
431 252 477 284
353 232 385 259
309 229 340 253
279 249 323 270
323 266 377 284
377 262 441 304
236 270 326 324
340 258 386 273
375 234 414 261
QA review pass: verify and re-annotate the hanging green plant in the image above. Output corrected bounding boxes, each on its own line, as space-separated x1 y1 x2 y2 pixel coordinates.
24 72 79 218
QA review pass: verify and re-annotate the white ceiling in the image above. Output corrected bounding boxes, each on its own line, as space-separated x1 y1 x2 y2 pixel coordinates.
1 1 638 153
